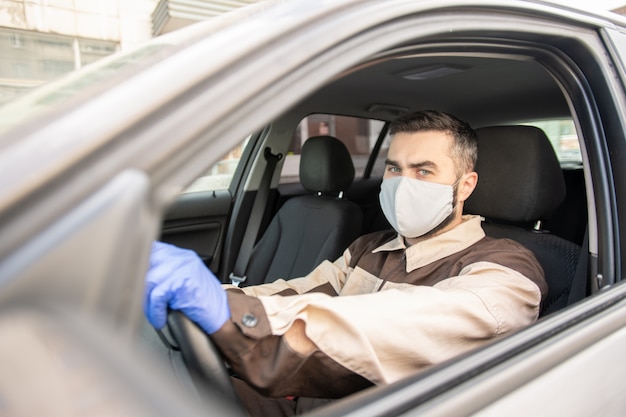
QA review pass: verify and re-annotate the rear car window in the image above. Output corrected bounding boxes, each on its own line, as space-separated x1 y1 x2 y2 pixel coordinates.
281 114 386 183
522 119 582 167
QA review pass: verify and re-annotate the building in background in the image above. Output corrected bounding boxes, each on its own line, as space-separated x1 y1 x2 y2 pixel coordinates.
0 0 261 104
152 0 259 35
613 5 626 14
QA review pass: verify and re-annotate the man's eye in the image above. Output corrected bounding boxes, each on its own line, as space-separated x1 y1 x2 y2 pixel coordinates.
387 166 401 173
417 169 431 176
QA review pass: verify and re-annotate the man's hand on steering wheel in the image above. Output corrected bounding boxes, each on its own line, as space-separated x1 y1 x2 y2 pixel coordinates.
144 241 230 335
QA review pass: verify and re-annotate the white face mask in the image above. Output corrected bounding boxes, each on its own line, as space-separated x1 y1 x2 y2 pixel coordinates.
379 176 454 238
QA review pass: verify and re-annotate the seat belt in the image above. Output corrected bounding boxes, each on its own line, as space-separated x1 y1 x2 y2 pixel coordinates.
230 147 282 287
568 227 589 305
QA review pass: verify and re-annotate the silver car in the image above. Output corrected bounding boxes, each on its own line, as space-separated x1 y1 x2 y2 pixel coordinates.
1 1 625 416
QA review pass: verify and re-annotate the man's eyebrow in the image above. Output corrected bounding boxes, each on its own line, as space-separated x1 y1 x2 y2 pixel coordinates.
384 159 438 169
408 160 438 170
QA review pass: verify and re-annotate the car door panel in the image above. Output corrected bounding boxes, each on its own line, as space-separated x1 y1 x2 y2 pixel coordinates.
160 189 232 271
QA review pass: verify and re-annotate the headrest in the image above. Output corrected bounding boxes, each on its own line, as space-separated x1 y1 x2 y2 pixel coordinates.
464 125 566 223
300 135 355 194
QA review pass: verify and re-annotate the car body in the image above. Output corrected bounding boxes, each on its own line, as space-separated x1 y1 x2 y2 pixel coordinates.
1 0 626 415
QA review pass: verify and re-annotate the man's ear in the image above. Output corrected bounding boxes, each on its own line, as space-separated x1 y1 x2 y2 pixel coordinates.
457 171 478 202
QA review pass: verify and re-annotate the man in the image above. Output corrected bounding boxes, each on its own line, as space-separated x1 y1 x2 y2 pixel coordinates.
145 110 547 415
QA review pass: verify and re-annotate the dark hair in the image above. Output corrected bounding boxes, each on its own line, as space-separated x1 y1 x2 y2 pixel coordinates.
389 110 478 174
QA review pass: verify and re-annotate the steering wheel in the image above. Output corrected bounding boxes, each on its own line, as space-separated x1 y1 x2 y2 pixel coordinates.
166 310 240 403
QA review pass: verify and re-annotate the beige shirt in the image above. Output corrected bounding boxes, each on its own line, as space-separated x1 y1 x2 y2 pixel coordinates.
215 215 546 397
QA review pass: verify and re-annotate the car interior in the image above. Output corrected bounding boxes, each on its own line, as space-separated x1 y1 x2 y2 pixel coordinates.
239 135 363 287
152 36 593 411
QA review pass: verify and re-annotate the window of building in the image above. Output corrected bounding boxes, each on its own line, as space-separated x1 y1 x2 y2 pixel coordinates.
0 28 119 105
9 33 22 48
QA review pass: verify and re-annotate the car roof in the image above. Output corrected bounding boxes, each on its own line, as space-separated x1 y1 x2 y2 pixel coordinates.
284 53 567 127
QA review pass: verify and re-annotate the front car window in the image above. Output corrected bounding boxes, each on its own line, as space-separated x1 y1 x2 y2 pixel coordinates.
183 137 250 193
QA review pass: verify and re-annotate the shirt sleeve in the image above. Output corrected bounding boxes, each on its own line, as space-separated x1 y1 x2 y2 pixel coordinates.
211 292 374 398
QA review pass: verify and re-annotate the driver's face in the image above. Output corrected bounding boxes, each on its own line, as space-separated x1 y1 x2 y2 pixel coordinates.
383 130 458 186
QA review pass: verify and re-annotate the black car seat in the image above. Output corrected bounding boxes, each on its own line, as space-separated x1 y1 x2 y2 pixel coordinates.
464 125 584 317
242 135 363 286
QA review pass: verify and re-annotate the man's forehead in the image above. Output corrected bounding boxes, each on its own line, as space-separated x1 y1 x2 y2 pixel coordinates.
388 130 454 155
391 129 453 141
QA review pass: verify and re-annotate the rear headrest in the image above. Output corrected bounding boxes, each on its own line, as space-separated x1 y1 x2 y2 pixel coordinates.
300 135 355 194
464 125 566 223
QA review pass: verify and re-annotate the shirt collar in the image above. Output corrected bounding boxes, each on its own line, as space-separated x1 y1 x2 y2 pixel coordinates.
372 214 486 272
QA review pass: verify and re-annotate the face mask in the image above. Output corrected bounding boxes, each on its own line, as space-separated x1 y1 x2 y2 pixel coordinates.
379 176 454 238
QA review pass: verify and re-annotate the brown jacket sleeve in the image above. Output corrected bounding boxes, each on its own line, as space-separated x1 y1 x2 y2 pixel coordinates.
211 292 373 398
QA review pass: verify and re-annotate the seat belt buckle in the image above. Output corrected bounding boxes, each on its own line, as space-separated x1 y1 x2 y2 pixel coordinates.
229 273 247 287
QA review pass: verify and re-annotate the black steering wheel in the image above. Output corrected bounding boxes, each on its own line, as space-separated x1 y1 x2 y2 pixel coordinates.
166 310 239 403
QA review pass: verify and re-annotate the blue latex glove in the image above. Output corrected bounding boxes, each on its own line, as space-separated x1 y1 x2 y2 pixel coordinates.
144 241 230 334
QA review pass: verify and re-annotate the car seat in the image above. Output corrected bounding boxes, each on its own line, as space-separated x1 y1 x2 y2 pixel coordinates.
242 135 363 286
464 125 584 316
